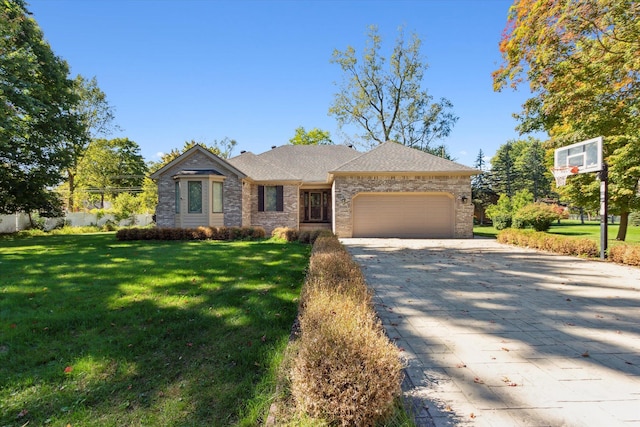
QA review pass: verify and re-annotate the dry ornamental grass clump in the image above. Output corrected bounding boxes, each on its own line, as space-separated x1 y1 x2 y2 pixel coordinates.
292 290 402 425
290 235 403 425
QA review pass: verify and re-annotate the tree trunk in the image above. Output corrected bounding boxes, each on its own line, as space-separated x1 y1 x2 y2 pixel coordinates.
67 170 75 212
616 211 629 241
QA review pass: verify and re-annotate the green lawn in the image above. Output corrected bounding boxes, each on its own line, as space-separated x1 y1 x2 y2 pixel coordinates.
0 233 310 426
475 220 640 245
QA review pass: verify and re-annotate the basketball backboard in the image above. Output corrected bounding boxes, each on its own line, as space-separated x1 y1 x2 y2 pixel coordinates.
554 137 603 174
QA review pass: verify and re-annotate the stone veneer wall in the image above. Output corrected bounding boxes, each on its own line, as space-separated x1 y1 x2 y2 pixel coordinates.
249 183 299 234
221 174 242 227
155 151 243 228
241 180 252 227
332 175 474 238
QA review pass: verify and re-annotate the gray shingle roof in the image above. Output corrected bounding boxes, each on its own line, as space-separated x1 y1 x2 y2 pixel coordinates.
228 145 362 182
331 141 478 174
226 152 299 181
227 142 478 183
259 145 362 182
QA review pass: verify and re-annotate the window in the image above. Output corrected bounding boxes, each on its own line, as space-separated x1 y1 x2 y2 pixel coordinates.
258 185 283 212
175 182 180 213
212 181 223 213
188 181 202 213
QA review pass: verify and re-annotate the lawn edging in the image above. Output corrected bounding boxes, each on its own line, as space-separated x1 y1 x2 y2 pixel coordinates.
269 233 404 425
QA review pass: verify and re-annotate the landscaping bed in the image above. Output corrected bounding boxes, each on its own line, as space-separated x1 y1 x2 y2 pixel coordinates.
268 232 407 425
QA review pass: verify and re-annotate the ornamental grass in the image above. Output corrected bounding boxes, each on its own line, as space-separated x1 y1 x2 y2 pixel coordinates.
290 235 403 425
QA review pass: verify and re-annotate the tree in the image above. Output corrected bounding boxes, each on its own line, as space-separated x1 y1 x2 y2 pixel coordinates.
76 138 147 208
65 75 119 211
490 138 551 199
329 25 458 152
1 0 85 218
289 127 332 145
493 0 640 240
471 149 496 224
514 138 551 200
138 177 158 214
490 142 518 197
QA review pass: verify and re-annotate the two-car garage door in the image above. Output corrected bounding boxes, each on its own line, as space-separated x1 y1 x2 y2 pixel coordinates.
352 193 454 238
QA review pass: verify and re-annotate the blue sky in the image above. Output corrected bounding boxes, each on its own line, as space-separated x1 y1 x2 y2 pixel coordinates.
28 0 543 167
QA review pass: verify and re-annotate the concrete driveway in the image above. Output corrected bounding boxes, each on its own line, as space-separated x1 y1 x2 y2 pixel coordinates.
342 238 640 427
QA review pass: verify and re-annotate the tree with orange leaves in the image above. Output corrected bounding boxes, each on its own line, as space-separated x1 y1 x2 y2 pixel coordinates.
494 0 640 240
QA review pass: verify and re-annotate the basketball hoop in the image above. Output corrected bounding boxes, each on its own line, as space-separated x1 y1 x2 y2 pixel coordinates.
551 166 579 187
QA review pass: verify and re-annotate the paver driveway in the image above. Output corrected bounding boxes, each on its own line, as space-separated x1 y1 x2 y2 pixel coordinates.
342 238 640 427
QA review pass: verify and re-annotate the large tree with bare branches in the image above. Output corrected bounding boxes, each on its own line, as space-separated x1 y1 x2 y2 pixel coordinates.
329 26 457 156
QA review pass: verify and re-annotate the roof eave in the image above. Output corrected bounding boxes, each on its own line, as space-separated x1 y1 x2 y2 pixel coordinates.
329 170 479 176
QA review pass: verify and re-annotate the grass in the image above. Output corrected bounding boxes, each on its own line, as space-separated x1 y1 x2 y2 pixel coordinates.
0 232 310 426
475 220 640 246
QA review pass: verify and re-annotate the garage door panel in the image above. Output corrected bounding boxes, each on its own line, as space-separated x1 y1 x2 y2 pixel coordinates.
353 194 453 238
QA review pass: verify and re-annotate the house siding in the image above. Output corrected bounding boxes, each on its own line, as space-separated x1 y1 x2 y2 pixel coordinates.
332 174 474 238
248 183 298 234
222 174 242 227
155 151 242 228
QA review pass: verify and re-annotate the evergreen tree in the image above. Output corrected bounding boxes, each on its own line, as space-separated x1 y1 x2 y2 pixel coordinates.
471 149 495 224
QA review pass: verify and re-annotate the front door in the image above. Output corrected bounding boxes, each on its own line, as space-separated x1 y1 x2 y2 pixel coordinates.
309 192 322 221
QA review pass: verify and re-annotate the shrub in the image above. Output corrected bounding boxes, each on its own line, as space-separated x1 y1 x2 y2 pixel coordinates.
513 203 561 231
308 229 325 244
512 215 526 229
291 234 402 425
497 229 598 257
298 230 311 244
492 213 512 230
115 226 267 242
291 290 402 425
249 227 266 239
272 227 297 242
610 244 640 266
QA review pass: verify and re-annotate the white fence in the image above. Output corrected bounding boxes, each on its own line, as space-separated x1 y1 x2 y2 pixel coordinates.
0 213 154 234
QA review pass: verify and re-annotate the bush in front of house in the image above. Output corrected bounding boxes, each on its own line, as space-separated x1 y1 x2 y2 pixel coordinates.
272 227 299 242
497 229 598 257
290 234 403 425
115 226 266 241
512 203 562 231
271 227 331 244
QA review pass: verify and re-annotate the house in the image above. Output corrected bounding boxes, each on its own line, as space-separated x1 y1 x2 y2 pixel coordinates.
150 141 478 238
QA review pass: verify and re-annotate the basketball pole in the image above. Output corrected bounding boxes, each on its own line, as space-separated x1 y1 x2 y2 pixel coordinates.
599 163 608 260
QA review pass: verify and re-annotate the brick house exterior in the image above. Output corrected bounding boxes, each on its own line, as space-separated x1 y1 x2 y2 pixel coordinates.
151 142 478 238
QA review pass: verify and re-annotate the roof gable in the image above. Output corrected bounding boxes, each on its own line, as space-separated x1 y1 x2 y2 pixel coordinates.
331 141 478 174
149 145 246 180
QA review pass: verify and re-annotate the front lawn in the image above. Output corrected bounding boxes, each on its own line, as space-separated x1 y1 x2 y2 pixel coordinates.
0 233 310 426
